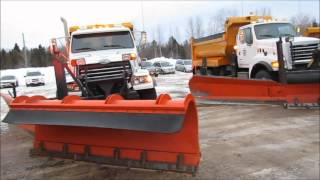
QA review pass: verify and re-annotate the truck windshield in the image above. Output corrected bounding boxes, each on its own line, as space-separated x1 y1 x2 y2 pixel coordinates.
160 62 172 67
71 31 134 53
26 72 41 76
254 23 297 40
141 62 152 67
1 75 15 80
184 61 192 65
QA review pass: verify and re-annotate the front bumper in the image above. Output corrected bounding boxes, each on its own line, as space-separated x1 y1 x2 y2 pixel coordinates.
285 69 320 84
27 80 44 85
0 83 14 88
160 69 175 74
132 81 154 91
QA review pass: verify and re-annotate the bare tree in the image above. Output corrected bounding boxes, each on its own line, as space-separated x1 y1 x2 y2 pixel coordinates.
207 8 238 35
195 16 204 38
174 27 181 58
156 25 163 57
152 31 158 58
186 17 195 39
290 13 314 34
254 7 272 16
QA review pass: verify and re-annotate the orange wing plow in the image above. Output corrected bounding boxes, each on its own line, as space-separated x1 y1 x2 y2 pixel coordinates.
189 75 320 108
3 94 200 174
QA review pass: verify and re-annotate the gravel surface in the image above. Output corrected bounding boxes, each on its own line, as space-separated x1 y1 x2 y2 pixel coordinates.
1 71 319 180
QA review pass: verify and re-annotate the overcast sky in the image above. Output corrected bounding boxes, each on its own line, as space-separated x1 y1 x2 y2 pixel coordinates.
1 0 319 49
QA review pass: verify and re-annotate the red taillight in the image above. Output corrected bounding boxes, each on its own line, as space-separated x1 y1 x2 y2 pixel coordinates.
122 53 137 61
70 58 86 67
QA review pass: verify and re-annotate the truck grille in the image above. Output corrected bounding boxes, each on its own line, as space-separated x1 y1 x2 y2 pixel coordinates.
78 61 132 82
291 43 318 66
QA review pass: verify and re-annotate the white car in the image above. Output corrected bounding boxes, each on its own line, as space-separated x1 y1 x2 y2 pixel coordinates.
175 59 192 72
153 61 175 74
0 75 18 88
25 71 45 87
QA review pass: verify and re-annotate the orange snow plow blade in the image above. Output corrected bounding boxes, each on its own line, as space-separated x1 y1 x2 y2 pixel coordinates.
2 94 200 174
189 75 320 108
0 93 35 133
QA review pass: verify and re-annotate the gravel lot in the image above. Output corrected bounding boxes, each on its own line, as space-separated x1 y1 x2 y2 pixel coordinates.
1 71 319 180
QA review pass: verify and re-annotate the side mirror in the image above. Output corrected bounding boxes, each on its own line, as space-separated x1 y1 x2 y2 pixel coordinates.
24 76 26 77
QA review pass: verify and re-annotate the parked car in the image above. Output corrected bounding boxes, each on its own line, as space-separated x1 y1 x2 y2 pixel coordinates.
25 71 45 87
175 59 192 72
0 75 18 88
153 61 175 74
141 61 159 77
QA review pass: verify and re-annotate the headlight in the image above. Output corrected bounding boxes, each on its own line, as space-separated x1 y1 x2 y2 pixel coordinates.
132 75 152 85
271 61 279 68
122 53 137 61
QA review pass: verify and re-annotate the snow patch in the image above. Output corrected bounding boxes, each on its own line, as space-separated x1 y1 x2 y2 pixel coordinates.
1 66 56 85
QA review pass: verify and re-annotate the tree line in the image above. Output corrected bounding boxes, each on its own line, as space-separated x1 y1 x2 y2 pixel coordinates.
1 43 52 70
1 9 319 70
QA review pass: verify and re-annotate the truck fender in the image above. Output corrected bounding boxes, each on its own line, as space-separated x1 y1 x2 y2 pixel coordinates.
249 61 273 78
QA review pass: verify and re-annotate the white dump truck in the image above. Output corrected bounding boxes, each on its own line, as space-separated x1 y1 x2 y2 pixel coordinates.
192 16 320 83
57 20 156 99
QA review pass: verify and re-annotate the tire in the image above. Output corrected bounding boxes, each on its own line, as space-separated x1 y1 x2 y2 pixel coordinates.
254 70 272 80
138 88 157 100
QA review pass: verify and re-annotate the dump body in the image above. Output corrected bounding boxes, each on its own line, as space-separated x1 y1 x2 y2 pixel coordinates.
303 27 320 38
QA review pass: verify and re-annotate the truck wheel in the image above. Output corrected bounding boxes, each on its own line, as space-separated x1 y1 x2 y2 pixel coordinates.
138 88 157 100
254 70 272 80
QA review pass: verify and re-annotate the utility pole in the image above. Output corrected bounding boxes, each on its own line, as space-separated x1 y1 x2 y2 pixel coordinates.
140 1 145 31
22 33 27 67
241 0 244 16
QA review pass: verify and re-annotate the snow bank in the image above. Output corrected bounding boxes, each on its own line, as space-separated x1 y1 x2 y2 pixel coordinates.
0 66 56 85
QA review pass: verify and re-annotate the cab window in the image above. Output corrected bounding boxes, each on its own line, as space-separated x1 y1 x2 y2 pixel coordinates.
243 28 253 45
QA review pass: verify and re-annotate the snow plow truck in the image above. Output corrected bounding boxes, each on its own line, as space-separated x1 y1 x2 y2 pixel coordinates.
1 19 200 174
189 16 320 108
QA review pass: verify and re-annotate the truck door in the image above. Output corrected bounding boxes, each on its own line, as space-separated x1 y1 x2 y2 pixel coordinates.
237 27 255 68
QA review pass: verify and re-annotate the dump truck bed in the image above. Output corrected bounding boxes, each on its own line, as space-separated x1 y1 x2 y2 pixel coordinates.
191 16 273 70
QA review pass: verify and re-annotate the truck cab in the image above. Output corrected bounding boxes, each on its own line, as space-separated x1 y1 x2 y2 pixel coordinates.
236 21 319 80
66 23 156 99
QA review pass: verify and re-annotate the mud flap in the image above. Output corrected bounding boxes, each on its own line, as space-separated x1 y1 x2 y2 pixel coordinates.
189 75 320 108
2 94 200 174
